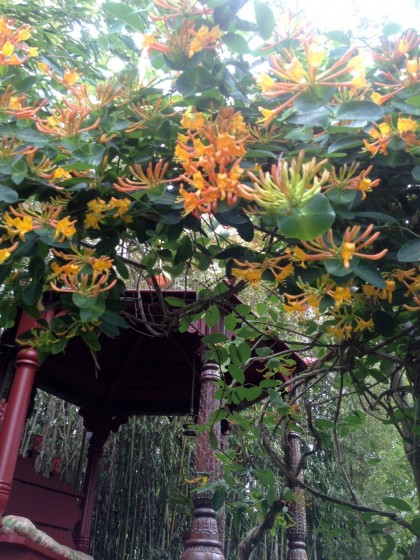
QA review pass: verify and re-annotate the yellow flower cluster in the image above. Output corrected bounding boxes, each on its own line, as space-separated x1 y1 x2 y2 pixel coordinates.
322 162 381 201
49 247 116 297
84 197 132 230
176 107 250 216
1 202 76 243
327 312 374 340
257 37 366 124
364 117 419 156
290 224 388 270
0 16 38 66
143 18 222 61
393 267 420 311
282 275 352 314
231 257 294 289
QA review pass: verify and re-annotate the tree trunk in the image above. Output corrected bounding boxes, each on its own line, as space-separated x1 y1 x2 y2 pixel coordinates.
397 331 420 560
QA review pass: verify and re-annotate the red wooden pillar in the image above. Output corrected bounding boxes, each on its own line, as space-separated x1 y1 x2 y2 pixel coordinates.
0 348 39 523
75 412 126 553
181 362 225 560
285 431 307 560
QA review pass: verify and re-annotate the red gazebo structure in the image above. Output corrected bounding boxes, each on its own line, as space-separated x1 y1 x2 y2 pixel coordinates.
0 289 308 560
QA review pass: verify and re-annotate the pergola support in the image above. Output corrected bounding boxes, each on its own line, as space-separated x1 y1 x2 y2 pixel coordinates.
181 362 225 560
285 431 307 560
0 348 39 524
75 411 127 553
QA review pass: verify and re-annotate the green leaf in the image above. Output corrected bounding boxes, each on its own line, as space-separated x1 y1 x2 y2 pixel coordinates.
174 235 193 265
11 158 27 185
202 333 229 344
164 296 186 307
325 257 359 277
254 468 276 488
73 293 97 309
379 536 395 560
21 282 43 306
382 496 412 512
222 33 250 54
372 311 395 337
324 30 351 45
254 0 275 39
335 101 384 121
327 135 363 153
211 485 226 511
397 239 420 263
354 261 386 288
405 94 420 107
215 245 248 260
244 386 263 401
224 313 237 331
383 22 402 36
228 363 245 384
314 418 335 429
0 184 18 203
81 330 101 351
236 342 251 363
277 194 335 241
205 305 220 328
411 516 420 537
103 2 145 31
412 166 420 181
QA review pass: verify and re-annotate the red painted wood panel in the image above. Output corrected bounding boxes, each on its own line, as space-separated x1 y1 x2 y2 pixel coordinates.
0 534 65 559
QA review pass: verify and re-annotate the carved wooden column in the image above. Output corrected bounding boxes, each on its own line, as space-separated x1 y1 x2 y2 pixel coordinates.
285 431 307 560
0 348 39 523
181 362 225 560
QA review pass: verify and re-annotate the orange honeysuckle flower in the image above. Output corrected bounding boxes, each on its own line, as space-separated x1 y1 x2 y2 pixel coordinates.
3 213 34 241
107 197 131 216
0 17 36 66
151 0 212 20
296 224 388 269
240 151 329 213
63 67 80 87
364 117 419 156
0 239 18 263
231 266 262 290
232 256 294 289
68 82 122 111
322 162 380 201
35 107 100 138
0 84 47 118
125 98 176 133
257 38 366 121
145 18 221 63
53 217 77 242
392 267 420 311
176 107 250 216
188 25 222 58
2 202 77 243
372 29 419 65
113 160 169 192
180 109 206 130
283 274 335 314
49 248 116 297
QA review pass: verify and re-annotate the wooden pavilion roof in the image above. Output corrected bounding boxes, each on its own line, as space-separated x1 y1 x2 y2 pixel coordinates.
0 290 306 418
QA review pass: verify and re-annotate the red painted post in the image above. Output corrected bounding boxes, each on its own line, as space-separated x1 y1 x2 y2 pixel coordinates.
285 432 307 560
181 362 225 560
74 431 104 553
0 348 39 523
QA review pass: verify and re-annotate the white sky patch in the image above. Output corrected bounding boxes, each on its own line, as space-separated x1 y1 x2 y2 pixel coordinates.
283 0 419 34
